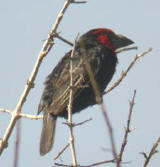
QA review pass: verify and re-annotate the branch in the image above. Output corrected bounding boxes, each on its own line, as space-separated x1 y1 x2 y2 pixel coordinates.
54 143 70 160
63 118 92 127
71 118 92 127
54 118 92 160
0 0 73 155
19 113 43 120
0 108 11 114
79 159 116 167
84 61 117 159
67 36 79 166
141 136 160 167
54 32 73 46
0 108 43 120
71 0 87 3
13 120 21 167
54 159 116 167
116 90 136 167
100 103 117 159
104 48 152 94
115 46 138 54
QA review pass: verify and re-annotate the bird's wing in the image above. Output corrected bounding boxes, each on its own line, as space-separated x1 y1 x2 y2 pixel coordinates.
38 46 102 115
46 52 88 115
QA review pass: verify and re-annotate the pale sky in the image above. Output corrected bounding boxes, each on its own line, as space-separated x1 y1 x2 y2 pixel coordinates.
0 0 160 167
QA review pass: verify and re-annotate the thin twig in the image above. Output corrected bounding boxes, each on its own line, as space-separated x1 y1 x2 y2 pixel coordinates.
55 118 92 160
0 108 12 114
100 103 117 159
84 61 117 159
115 46 138 54
54 159 116 167
13 120 21 167
72 118 92 127
116 90 136 167
54 143 70 160
71 0 87 3
67 36 79 166
104 48 152 94
0 0 73 155
55 33 73 46
79 159 116 167
19 113 43 119
0 109 43 120
142 136 160 167
0 108 43 119
63 118 92 127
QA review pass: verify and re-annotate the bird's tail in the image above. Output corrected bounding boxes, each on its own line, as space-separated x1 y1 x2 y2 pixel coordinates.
40 112 57 155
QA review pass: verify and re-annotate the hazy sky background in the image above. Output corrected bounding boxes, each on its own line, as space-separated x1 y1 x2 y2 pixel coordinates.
0 0 160 167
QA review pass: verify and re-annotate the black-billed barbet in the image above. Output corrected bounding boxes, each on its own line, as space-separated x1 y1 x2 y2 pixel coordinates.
37 28 134 155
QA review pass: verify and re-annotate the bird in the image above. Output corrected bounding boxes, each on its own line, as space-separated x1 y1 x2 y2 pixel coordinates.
37 28 134 155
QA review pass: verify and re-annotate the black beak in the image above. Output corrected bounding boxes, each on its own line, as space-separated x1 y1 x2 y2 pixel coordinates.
112 34 134 49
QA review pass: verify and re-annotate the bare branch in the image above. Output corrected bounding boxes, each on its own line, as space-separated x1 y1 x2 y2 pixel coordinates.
63 118 92 127
54 163 71 167
67 36 79 166
54 32 73 46
0 108 12 114
54 143 70 160
79 159 116 167
54 159 116 167
71 0 87 3
55 118 92 161
72 118 92 127
115 46 138 54
142 136 160 167
100 103 117 159
13 120 21 167
0 0 73 155
0 108 43 120
19 113 43 120
104 48 152 94
84 61 117 159
116 90 136 167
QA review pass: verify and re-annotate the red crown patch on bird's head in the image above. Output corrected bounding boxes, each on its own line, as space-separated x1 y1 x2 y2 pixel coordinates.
91 28 134 52
91 28 115 51
93 28 115 35
93 28 116 51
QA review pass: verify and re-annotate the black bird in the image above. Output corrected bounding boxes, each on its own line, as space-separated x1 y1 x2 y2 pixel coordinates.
38 28 134 155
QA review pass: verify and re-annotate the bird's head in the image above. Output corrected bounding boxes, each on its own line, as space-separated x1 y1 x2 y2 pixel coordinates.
80 28 134 52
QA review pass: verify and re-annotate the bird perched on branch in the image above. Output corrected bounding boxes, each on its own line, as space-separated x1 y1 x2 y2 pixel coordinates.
37 28 134 155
